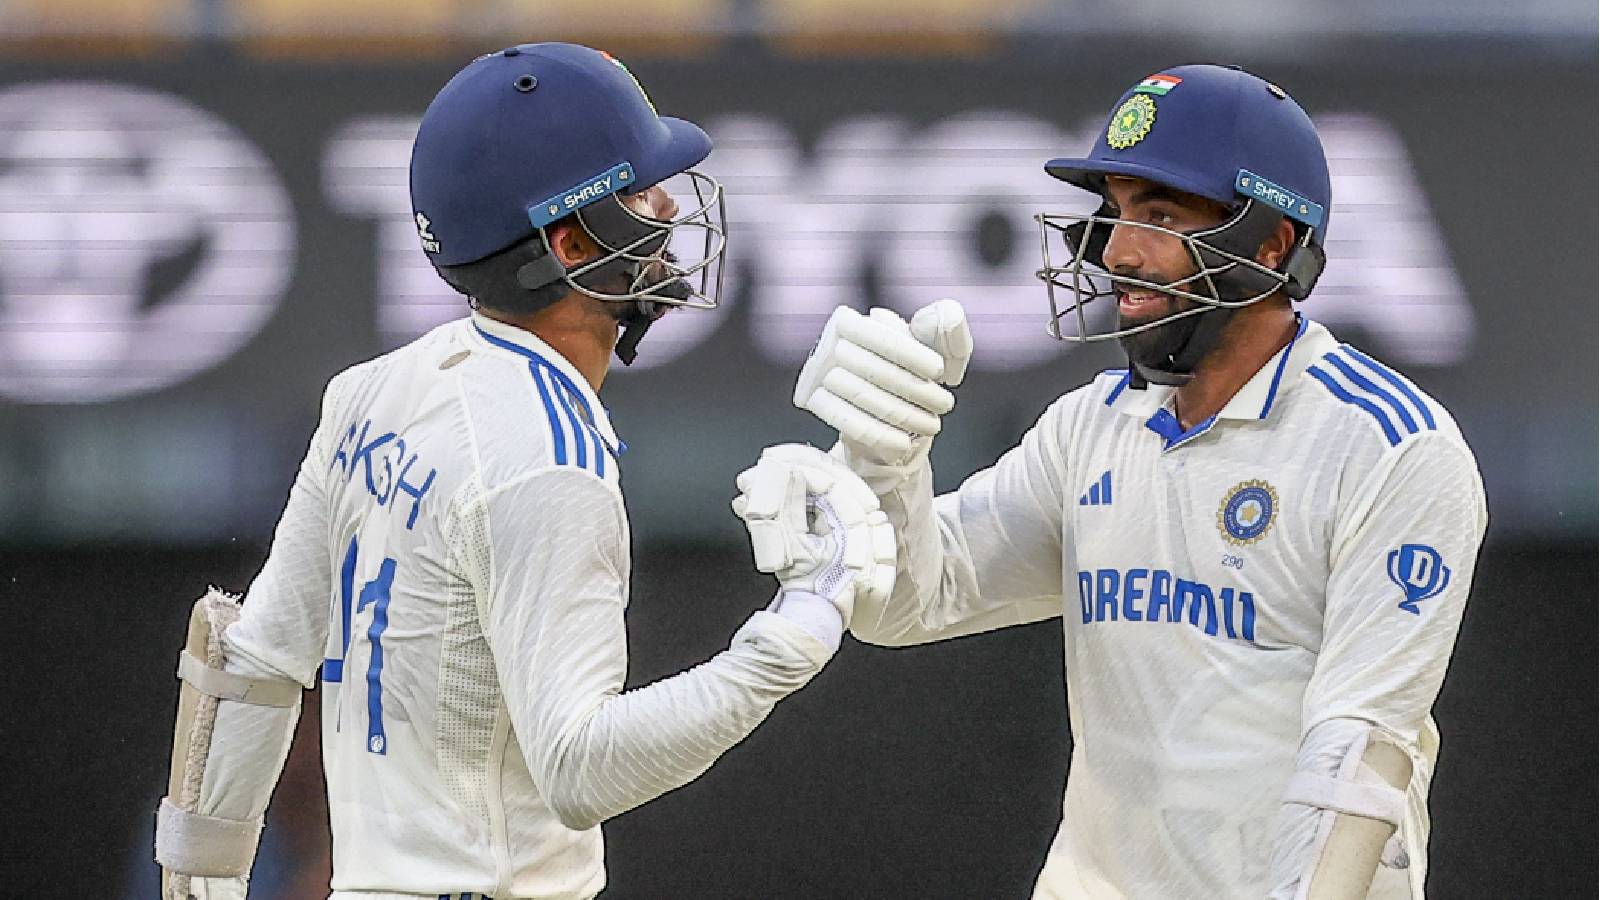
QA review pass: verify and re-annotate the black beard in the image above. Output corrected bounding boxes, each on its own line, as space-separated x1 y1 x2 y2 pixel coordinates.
1116 301 1193 370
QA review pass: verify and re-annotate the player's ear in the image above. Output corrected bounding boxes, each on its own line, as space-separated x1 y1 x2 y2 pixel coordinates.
1256 216 1296 270
549 221 601 268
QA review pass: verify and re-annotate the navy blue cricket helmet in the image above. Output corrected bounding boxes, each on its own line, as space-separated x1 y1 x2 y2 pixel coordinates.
409 43 727 362
1034 64 1330 384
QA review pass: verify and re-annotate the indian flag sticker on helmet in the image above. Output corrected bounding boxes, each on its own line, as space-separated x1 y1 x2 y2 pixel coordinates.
1133 74 1183 96
1107 94 1157 149
600 50 657 115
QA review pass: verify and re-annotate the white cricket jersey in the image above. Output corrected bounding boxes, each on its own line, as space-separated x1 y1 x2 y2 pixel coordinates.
211 313 832 899
849 318 1487 899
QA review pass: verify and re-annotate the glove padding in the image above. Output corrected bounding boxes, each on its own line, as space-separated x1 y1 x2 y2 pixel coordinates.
794 301 972 467
732 444 896 625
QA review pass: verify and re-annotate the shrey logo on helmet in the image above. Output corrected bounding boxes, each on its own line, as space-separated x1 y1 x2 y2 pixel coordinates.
1033 64 1332 388
408 43 728 365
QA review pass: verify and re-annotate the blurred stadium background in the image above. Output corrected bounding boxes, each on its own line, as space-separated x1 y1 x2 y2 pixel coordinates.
1 1 1593 897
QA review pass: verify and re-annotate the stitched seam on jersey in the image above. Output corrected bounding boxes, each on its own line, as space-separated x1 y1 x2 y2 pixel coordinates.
438 503 497 823
477 466 628 582
1306 365 1402 446
1321 352 1418 435
1327 432 1481 570
1339 343 1437 430
449 366 496 618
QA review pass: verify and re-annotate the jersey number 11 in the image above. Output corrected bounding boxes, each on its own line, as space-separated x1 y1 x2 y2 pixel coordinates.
324 535 396 755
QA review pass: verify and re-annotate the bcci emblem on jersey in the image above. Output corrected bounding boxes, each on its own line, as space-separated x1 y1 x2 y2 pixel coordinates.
1217 480 1278 546
1387 543 1451 614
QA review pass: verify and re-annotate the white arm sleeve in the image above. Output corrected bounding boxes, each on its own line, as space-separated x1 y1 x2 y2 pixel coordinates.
190 372 348 828
844 398 1073 647
1269 433 1488 897
475 467 834 832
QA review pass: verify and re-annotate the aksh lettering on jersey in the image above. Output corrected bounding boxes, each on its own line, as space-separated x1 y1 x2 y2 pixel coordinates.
330 417 438 530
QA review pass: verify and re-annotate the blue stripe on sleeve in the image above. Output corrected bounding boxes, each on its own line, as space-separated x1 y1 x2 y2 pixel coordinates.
474 323 617 472
1321 353 1418 435
549 376 588 472
544 365 608 477
1307 365 1402 445
1340 344 1437 430
528 363 568 466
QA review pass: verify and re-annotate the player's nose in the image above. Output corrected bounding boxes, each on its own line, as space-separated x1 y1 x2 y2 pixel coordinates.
1101 219 1144 274
655 188 679 221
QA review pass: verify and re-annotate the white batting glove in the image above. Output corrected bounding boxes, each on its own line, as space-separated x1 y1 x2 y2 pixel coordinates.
732 444 896 627
794 300 973 471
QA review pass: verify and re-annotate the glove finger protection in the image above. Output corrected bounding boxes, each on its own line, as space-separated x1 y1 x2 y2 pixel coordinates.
794 302 972 470
752 444 897 608
845 307 947 381
832 341 954 415
910 298 973 387
734 460 821 573
796 307 949 411
805 390 916 460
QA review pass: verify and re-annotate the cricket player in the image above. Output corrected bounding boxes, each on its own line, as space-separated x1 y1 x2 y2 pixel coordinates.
772 64 1488 898
153 43 893 899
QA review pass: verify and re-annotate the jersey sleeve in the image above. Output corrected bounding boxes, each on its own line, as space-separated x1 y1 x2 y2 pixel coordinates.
220 371 348 685
471 467 834 832
194 372 348 825
847 396 1074 647
1268 433 1488 895
1306 433 1486 742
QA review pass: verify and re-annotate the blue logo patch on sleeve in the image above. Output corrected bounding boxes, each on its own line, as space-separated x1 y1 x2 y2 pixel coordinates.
1387 543 1451 614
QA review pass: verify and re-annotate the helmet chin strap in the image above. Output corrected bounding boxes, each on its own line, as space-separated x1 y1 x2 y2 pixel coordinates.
1126 305 1239 389
611 277 691 366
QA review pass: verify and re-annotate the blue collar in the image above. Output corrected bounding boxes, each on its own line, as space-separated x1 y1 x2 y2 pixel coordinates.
1112 315 1327 451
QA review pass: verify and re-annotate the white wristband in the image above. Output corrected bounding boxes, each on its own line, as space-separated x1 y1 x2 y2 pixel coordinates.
768 590 844 653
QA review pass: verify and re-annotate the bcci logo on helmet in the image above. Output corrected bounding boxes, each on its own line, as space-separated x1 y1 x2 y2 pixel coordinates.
1106 94 1157 149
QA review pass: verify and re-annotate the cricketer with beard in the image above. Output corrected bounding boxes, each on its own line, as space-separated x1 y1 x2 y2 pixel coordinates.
774 64 1487 900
